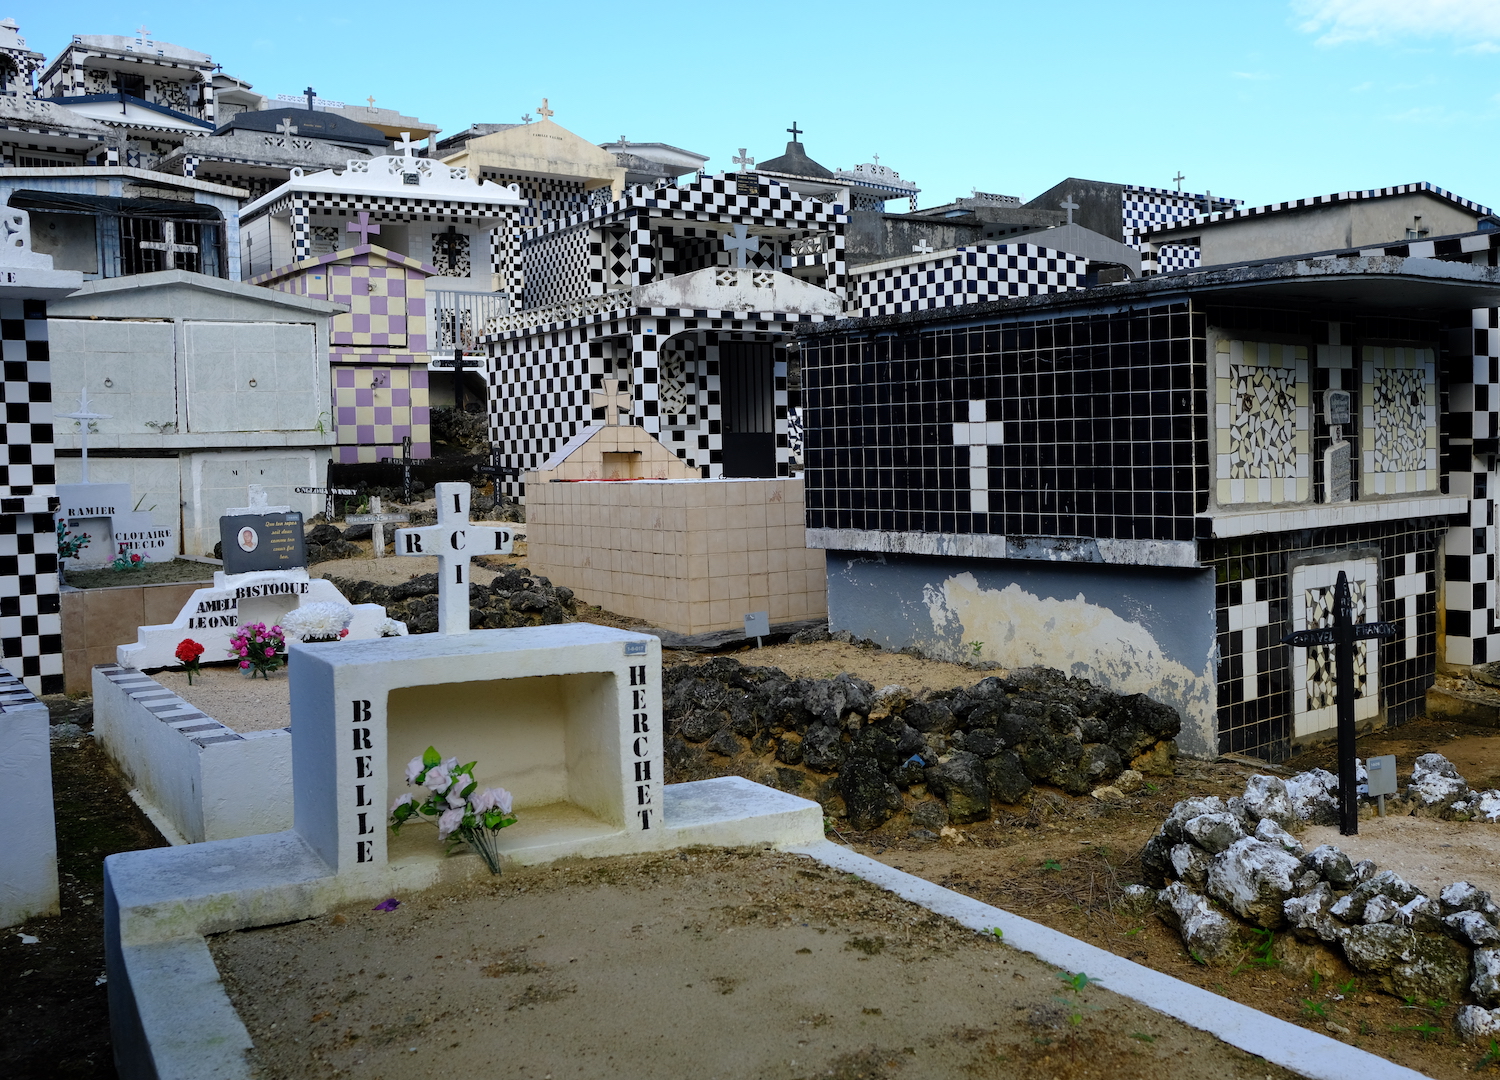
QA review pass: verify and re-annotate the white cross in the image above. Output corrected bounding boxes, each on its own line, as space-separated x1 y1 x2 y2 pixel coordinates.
246 485 269 511
872 152 880 166
536 98 554 121
394 483 513 635
722 223 759 268
366 95 377 108
57 388 111 484
395 131 418 157
951 400 1004 515
347 496 411 559
1173 171 1185 191
276 117 298 138
140 221 198 260
1060 197 1079 225
912 238 933 255
733 148 754 170
592 378 632 425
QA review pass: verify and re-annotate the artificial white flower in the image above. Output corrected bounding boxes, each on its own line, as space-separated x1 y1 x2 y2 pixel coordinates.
376 617 408 637
423 764 452 792
390 793 413 813
280 601 354 641
405 757 425 784
470 787 513 815
437 807 465 840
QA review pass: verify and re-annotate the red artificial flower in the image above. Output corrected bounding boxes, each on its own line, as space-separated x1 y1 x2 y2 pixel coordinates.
175 639 205 663
338 628 349 638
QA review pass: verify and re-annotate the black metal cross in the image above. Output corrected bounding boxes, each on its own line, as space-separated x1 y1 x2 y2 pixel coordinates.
401 434 413 504
294 485 358 522
786 121 803 143
305 86 317 111
1283 570 1398 835
433 343 484 411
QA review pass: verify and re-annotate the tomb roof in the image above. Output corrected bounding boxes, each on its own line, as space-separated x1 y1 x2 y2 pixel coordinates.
48 269 346 318
441 119 624 192
215 107 387 147
238 153 527 220
65 34 213 66
1138 182 1495 240
755 139 835 181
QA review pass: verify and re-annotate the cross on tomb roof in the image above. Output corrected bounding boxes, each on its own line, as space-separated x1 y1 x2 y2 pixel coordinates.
1173 171 1185 191
521 112 532 124
872 152 880 166
786 121 803 142
722 223 759 268
140 221 198 261
305 86 317 111
275 117 297 138
912 238 933 255
1060 196 1079 225
591 378 632 425
395 483 513 634
135 24 150 42
733 148 754 171
536 98 553 121
394 131 418 157
347 211 380 244
366 95 376 108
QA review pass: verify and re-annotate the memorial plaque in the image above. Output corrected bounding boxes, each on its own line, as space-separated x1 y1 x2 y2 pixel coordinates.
1324 389 1351 428
1324 440 1352 503
220 513 308 574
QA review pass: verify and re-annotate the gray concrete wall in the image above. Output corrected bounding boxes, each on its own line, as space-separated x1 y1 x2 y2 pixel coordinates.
825 551 1218 759
1194 194 1484 265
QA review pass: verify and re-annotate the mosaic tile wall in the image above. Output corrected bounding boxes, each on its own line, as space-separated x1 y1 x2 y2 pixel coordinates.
1444 306 1500 666
801 302 1209 541
1121 185 1239 249
848 245 1086 318
0 298 61 695
1207 520 1441 761
521 225 590 310
1215 339 1310 505
1362 346 1438 495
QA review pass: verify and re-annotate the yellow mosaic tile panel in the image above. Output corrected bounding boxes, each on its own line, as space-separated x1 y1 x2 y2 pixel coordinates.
1215 339 1310 505
1362 346 1437 495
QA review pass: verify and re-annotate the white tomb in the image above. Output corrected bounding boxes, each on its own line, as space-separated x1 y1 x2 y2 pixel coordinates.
0 667 58 927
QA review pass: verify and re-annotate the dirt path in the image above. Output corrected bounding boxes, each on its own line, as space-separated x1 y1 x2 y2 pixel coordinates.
211 848 1295 1080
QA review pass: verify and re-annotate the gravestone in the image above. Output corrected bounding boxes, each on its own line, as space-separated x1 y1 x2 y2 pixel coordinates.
0 667 57 926
1323 389 1353 504
219 485 307 576
345 496 407 559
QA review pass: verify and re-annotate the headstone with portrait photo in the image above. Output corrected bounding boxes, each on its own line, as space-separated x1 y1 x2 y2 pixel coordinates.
219 485 308 575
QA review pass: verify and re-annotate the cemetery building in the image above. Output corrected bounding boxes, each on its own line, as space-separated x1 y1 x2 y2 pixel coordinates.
479 169 850 490
602 138 707 189
33 28 235 171
45 270 343 556
0 209 85 695
155 100 390 200
1135 182 1499 274
241 145 526 462
800 253 1500 766
0 168 246 281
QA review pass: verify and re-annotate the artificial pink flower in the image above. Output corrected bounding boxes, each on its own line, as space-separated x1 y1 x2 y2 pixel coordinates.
264 647 275 657
239 660 251 669
405 756 425 784
437 807 464 840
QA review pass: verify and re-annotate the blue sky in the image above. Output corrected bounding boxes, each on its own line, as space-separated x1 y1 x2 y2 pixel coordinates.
17 0 1500 210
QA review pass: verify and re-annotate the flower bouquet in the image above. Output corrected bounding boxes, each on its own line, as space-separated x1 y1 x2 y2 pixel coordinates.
56 520 90 560
390 746 517 875
228 622 286 678
175 638 205 685
280 601 353 644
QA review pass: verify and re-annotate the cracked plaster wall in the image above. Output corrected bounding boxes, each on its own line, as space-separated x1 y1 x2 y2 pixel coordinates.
825 551 1217 759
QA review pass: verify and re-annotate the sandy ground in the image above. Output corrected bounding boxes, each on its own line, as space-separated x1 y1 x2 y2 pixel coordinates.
153 665 290 733
1300 815 1500 900
210 848 1295 1080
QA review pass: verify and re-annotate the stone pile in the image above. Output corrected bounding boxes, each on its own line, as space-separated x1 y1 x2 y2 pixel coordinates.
1131 754 1500 1035
326 567 575 635
662 659 1182 831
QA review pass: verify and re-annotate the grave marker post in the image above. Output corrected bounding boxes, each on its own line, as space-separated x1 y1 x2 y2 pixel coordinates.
345 496 409 559
294 485 358 522
1283 571 1397 835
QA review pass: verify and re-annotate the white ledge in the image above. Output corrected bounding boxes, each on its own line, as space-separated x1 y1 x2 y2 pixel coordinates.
1208 495 1468 537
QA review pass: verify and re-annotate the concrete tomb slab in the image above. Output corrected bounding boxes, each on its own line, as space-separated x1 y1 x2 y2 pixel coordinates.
0 666 58 927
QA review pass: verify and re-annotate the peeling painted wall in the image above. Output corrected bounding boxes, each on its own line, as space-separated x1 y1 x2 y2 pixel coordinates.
826 551 1218 759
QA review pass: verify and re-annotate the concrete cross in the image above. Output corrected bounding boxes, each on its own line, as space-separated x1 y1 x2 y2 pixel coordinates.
57 388 111 484
1173 171 1185 191
592 378 632 425
366 95 376 108
1060 196 1079 225
139 221 198 261
394 483 514 635
275 117 297 138
347 211 380 244
521 113 533 124
135 24 150 42
536 98 553 121
951 400 1004 515
305 86 317 111
394 131 418 157
912 238 933 255
245 484 269 512
723 223 759 268
733 148 755 171
872 153 880 166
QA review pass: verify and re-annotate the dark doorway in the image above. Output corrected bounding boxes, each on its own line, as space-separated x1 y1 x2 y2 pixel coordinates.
719 341 776 477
